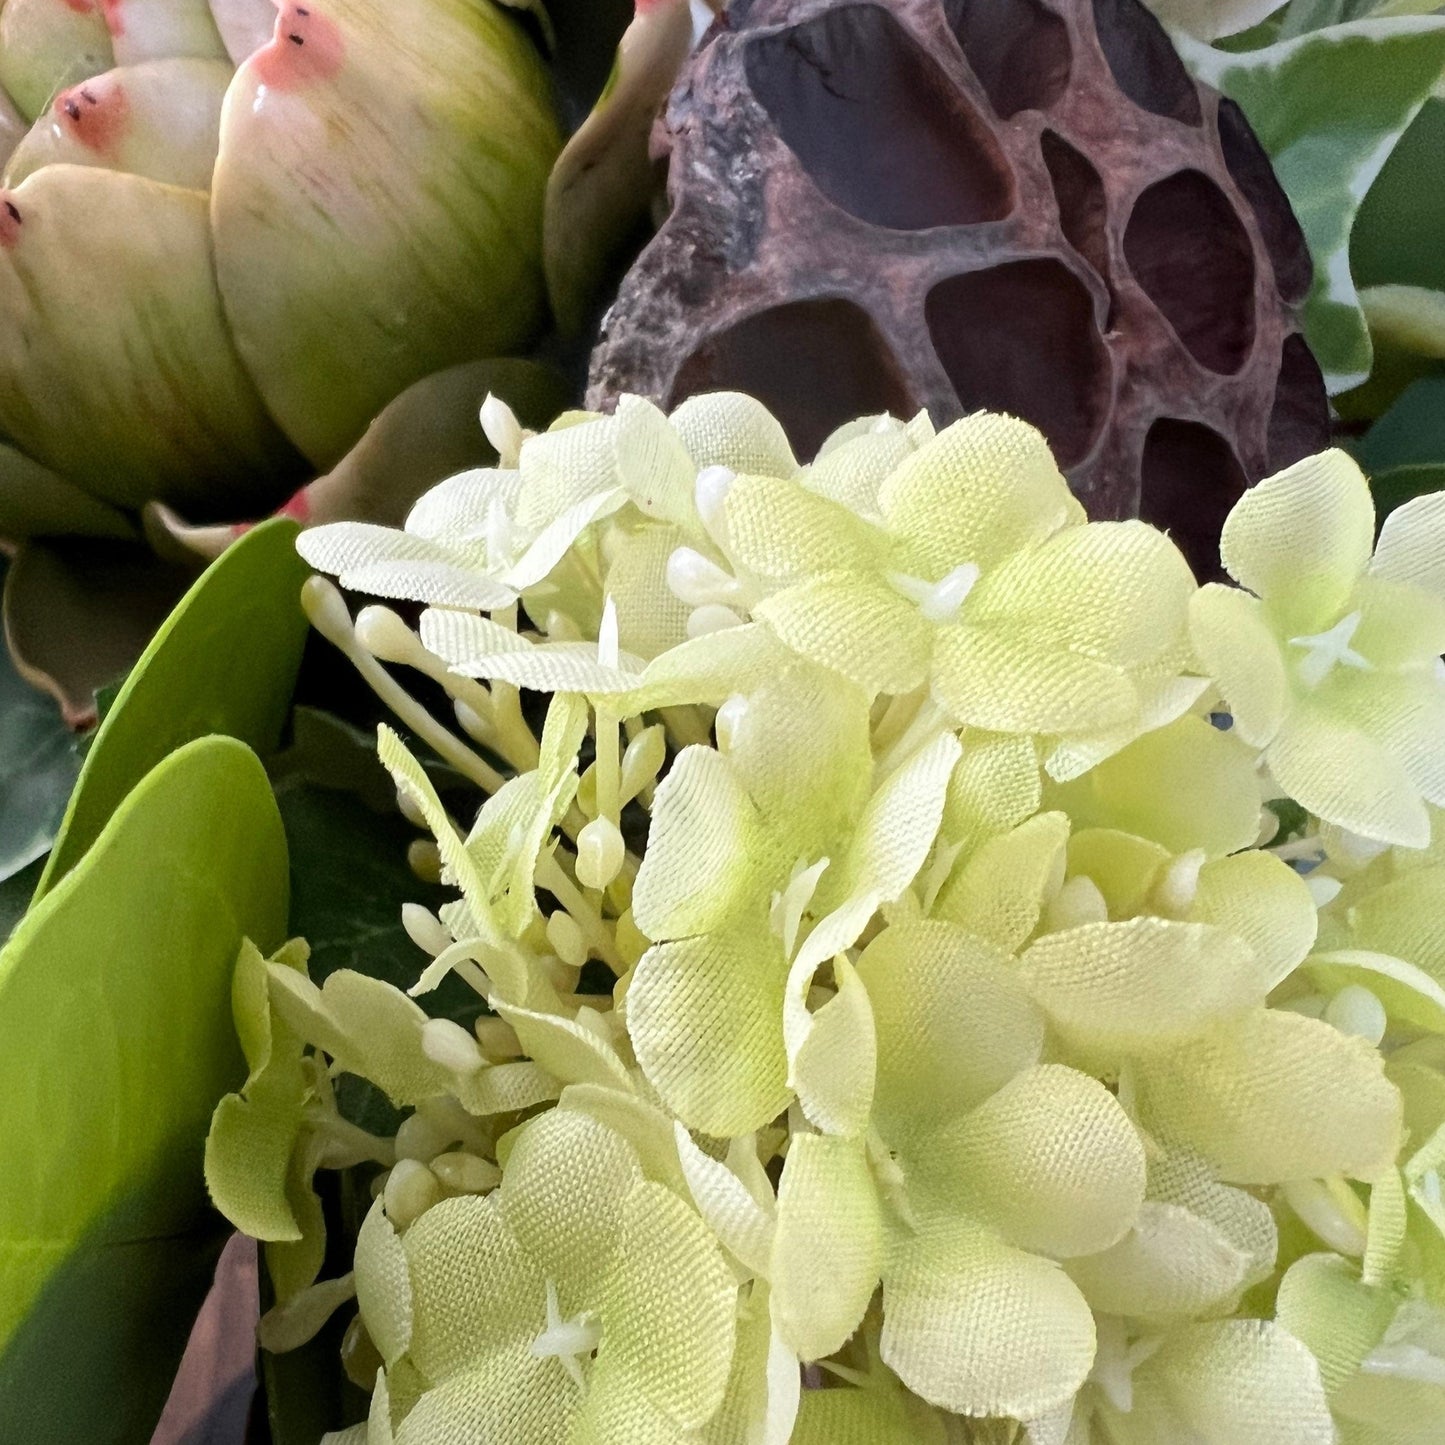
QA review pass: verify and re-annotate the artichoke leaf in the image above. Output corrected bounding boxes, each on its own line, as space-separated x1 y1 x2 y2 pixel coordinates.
0 163 302 513
0 0 114 122
211 0 562 467
103 0 229 66
4 57 231 191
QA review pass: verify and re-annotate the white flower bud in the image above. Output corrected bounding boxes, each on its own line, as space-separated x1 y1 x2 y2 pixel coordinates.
666 546 742 607
687 604 745 638
402 903 451 957
576 816 625 890
430 1151 501 1195
714 694 749 753
383 1158 441 1229
694 465 735 543
421 1017 485 1075
546 910 588 968
1324 984 1387 1046
300 575 355 649
620 725 666 803
355 605 421 665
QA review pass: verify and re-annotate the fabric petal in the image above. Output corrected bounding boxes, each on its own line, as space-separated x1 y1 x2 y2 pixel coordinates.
879 1215 1096 1419
1188 583 1288 747
1220 449 1374 633
1190 850 1318 989
1371 490 1445 599
919 1064 1145 1259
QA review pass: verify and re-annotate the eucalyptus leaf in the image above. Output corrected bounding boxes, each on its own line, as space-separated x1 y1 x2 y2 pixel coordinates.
0 734 288 1443
36 517 310 899
1180 16 1445 393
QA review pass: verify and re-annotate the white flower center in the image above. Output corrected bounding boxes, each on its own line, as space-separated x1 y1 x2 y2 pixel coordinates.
1088 1316 1163 1414
1288 610 1370 688
888 563 980 624
530 1280 602 1392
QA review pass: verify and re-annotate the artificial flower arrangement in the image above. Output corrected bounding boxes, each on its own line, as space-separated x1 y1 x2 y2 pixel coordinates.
205 390 1445 1442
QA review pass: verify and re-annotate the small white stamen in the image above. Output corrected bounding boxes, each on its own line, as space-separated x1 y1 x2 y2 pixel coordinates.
694 466 736 544
715 694 749 753
421 1018 485 1075
531 1281 602 1392
687 603 746 638
1305 873 1343 908
1289 610 1370 688
769 857 829 958
666 546 743 607
888 564 980 624
1324 984 1388 1046
597 596 620 670
1152 849 1206 918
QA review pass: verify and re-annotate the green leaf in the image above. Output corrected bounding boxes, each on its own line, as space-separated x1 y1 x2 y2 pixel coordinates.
1370 463 1445 519
1353 96 1445 296
0 564 79 879
1181 17 1445 392
0 734 288 1442
1359 376 1445 473
36 518 310 899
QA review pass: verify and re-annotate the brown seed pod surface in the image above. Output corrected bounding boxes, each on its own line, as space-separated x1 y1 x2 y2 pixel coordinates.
586 0 1330 576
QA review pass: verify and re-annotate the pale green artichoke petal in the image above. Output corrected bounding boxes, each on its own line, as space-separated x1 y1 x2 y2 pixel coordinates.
879 1215 1096 1420
1188 583 1288 747
857 920 1044 1143
208 0 276 65
1018 917 1270 1057
930 623 1136 735
627 931 791 1138
753 570 932 698
1135 1008 1402 1185
1267 701 1430 849
596 1181 738 1431
1130 1319 1334 1445
1220 449 1375 633
771 1132 881 1363
211 0 561 466
0 439 133 539
0 164 298 512
4 57 229 191
921 1064 1145 1260
1063 1200 1252 1320
104 0 227 65
0 0 113 121
877 413 1080 577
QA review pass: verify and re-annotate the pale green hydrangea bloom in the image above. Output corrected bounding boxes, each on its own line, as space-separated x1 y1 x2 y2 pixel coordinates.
202 393 1445 1443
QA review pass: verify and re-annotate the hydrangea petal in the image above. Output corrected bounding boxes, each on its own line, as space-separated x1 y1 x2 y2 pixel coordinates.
931 624 1136 735
1131 1319 1334 1445
791 1384 947 1443
356 1200 412 1368
1351 575 1445 669
932 811 1070 951
1267 702 1430 849
402 1193 541 1381
1345 867 1445 982
753 572 931 698
492 1002 632 1093
1044 714 1262 858
771 1133 881 1362
942 731 1042 856
1188 583 1288 747
724 473 884 581
1019 918 1269 1056
632 746 766 941
669 392 798 478
1134 1008 1402 1185
1191 850 1318 989
627 931 791 1137
1371 491 1445 600
673 1124 775 1279
790 956 877 1138
1327 669 1445 811
1064 1201 1251 1320
878 414 1080 577
966 521 1193 668
857 921 1044 1143
920 1064 1145 1259
1220 450 1375 634
1277 1253 1397 1399
599 1181 737 1431
390 1350 574 1445
879 1215 1096 1419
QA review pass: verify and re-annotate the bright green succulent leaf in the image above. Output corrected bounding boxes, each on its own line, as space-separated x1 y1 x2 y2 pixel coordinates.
210 0 562 467
0 439 135 541
4 57 230 191
37 518 310 898
1181 17 1445 393
0 0 113 121
0 856 44 943
0 734 288 1441
0 580 79 880
0 163 303 512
